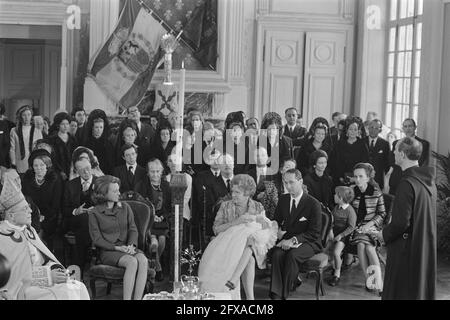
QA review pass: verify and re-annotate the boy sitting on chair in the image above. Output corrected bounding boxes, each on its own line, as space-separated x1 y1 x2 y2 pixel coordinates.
327 186 357 286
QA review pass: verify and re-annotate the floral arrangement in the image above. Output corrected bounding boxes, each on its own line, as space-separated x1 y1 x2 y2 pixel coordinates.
161 33 179 53
180 245 202 276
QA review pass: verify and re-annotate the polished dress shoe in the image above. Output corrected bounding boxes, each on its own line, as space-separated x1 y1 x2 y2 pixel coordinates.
291 276 303 291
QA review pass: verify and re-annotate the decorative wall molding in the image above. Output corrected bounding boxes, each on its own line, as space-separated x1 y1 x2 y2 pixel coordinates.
0 1 67 25
256 0 355 24
253 17 354 119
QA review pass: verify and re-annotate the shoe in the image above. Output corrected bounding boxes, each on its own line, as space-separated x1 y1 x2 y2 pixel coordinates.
365 284 376 293
328 276 340 287
291 276 303 291
155 271 164 282
269 292 282 300
225 281 235 290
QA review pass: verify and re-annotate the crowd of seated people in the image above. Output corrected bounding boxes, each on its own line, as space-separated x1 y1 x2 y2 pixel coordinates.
0 102 432 300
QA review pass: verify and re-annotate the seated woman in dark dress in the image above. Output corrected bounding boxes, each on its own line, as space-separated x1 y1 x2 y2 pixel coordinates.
303 150 334 210
89 175 148 300
22 149 63 253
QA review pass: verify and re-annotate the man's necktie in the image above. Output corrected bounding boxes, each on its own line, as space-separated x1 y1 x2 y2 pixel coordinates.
290 198 296 215
370 139 375 150
82 180 89 192
128 166 134 184
226 179 231 193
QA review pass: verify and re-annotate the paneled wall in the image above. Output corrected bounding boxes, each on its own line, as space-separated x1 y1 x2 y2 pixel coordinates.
252 0 355 127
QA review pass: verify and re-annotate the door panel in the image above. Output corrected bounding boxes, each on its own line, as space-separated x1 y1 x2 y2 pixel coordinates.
262 30 305 117
303 32 346 128
4 44 43 117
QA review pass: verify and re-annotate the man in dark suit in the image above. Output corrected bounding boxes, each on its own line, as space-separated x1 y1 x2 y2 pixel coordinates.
71 106 86 143
283 107 307 147
127 106 155 147
113 144 146 193
192 151 222 249
388 118 431 195
201 154 233 245
365 119 390 189
270 169 322 300
63 158 96 275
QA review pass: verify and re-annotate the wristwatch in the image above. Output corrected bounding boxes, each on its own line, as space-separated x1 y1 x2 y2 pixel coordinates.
291 237 298 246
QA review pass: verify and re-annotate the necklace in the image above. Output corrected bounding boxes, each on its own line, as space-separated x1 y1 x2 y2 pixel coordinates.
35 176 45 186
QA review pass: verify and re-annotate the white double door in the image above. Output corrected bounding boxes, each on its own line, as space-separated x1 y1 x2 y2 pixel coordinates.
258 29 347 128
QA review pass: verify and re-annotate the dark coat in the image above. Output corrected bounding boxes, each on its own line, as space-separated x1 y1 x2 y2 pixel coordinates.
146 140 176 168
192 169 220 224
274 193 323 253
0 120 11 167
138 122 156 147
134 177 171 220
382 166 437 300
48 134 78 178
365 136 390 189
296 138 333 176
283 124 307 147
22 170 63 235
303 171 334 210
388 136 431 194
331 138 369 186
84 136 115 175
113 164 146 194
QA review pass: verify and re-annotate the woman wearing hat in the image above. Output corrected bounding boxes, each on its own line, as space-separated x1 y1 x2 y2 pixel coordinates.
48 112 78 180
21 149 63 254
0 170 89 300
9 105 43 174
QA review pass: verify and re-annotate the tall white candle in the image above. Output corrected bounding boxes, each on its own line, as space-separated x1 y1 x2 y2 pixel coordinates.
174 204 179 283
176 61 185 172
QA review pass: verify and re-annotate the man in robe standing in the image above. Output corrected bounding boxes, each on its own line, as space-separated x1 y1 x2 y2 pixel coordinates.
375 137 437 299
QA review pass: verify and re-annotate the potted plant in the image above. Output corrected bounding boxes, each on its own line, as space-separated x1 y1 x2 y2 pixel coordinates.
432 151 450 257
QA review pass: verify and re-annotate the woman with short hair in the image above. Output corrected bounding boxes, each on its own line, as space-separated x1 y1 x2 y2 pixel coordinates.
134 158 171 282
303 150 334 210
296 123 332 176
82 109 114 175
199 174 278 300
9 105 43 174
89 175 148 300
350 162 386 294
22 149 63 253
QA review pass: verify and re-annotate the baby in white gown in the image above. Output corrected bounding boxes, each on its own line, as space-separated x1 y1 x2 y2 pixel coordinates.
198 211 278 300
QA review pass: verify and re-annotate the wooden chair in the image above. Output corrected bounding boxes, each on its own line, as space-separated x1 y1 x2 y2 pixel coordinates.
296 203 333 300
89 200 155 299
